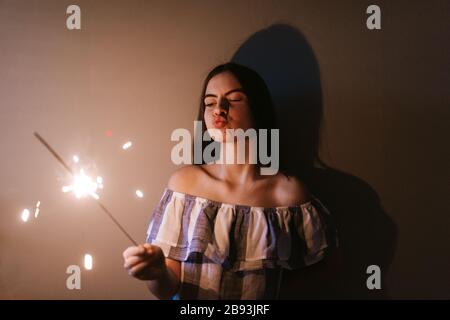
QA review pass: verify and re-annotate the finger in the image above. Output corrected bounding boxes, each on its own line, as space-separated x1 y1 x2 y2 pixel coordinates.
124 250 160 269
123 245 146 259
128 261 150 277
144 244 163 257
122 246 134 259
140 243 156 256
139 244 154 256
124 256 145 269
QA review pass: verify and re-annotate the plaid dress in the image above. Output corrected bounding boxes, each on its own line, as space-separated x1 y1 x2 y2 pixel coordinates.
146 188 338 300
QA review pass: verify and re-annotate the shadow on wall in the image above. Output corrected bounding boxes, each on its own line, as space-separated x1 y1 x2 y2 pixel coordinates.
232 24 398 299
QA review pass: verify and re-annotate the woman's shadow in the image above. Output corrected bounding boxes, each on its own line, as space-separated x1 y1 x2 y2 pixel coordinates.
231 24 398 299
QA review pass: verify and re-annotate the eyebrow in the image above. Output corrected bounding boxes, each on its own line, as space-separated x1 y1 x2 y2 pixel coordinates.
204 88 245 99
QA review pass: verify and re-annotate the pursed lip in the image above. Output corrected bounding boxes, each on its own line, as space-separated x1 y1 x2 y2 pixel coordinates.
213 117 228 128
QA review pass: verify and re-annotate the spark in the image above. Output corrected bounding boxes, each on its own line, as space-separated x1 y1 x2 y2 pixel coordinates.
73 155 79 163
91 193 99 200
34 201 41 218
97 176 104 189
135 190 144 198
34 132 139 246
122 141 132 150
84 254 93 270
62 169 101 200
21 209 30 222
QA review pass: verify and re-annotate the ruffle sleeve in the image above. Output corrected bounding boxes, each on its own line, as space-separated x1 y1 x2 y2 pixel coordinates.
146 188 338 272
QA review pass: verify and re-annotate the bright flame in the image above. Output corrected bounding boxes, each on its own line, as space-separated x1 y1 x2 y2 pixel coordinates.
96 176 104 189
36 201 41 208
21 209 30 222
84 254 93 270
62 169 101 200
135 190 144 198
73 155 79 163
91 193 100 200
122 141 132 150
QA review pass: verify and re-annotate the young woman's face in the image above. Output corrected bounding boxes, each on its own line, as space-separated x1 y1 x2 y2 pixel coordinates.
203 71 254 142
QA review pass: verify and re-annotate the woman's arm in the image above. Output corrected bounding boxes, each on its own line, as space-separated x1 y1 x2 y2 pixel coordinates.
146 258 181 300
123 245 181 300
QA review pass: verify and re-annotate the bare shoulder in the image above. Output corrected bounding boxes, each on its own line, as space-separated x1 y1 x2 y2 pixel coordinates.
167 165 205 194
273 174 311 206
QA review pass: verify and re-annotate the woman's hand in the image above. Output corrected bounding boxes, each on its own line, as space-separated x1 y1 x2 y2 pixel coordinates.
123 243 166 281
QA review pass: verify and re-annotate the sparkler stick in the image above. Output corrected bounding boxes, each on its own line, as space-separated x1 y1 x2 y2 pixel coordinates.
34 132 139 246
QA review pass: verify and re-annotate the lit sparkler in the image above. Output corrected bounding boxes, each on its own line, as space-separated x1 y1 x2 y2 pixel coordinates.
61 169 100 200
34 132 138 246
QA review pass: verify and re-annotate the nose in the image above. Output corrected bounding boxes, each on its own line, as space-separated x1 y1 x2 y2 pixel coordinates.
214 97 229 115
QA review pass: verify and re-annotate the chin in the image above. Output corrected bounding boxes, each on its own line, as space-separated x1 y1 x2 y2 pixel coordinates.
206 127 227 142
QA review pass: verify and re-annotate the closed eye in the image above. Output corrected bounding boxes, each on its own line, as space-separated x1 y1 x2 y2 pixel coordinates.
204 96 243 107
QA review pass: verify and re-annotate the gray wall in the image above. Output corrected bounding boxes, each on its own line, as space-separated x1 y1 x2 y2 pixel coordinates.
0 0 448 299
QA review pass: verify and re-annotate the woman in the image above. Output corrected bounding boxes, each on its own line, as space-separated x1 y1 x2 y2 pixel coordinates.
122 62 338 299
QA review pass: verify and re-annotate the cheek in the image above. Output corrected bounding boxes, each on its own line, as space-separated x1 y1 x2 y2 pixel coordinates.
230 107 254 128
203 109 214 125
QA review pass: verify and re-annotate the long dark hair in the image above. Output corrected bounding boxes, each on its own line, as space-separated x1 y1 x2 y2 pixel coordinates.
193 62 329 180
194 62 282 173
197 63 278 134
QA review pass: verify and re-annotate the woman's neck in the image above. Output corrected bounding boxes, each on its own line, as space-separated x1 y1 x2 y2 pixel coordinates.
215 139 260 186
